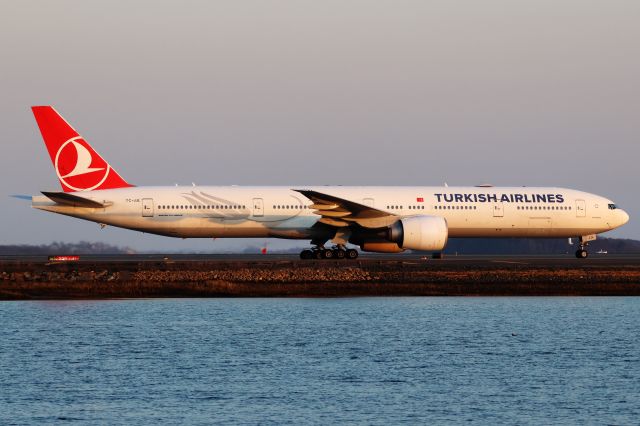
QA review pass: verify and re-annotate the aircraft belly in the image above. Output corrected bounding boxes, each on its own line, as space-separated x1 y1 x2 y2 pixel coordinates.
448 226 609 238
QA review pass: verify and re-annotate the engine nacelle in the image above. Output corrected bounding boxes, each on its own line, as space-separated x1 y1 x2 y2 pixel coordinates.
389 215 448 251
360 242 404 253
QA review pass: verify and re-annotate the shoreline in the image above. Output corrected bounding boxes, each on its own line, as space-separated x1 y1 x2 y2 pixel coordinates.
1 258 639 299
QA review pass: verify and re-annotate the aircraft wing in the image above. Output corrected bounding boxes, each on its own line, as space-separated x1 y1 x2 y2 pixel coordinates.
294 189 398 228
41 191 112 208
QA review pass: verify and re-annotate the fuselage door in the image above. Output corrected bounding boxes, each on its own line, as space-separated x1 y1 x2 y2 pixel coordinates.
362 198 375 208
253 198 264 217
576 199 586 217
142 198 154 217
493 203 504 217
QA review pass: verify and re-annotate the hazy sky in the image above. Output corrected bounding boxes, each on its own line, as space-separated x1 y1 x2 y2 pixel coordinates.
1 0 639 251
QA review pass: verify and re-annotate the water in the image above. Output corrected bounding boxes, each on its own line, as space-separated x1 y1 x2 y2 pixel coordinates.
1 298 639 425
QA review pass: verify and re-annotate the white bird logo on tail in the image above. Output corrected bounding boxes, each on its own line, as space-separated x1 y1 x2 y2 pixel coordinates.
54 136 111 191
61 140 104 178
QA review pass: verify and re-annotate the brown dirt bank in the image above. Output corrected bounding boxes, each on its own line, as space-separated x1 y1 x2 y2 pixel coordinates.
1 259 639 299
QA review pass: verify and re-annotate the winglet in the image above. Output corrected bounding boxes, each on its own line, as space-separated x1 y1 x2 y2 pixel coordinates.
32 106 133 192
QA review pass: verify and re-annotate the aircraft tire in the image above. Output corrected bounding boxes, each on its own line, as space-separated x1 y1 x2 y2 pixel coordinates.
346 249 359 259
575 249 588 259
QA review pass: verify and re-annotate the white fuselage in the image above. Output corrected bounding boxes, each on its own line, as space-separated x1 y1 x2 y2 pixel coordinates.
32 186 629 241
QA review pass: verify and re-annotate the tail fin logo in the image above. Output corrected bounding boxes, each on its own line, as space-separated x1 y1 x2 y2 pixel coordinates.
55 136 112 191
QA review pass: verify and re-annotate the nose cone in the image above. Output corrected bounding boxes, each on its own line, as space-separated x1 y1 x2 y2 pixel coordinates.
620 209 630 226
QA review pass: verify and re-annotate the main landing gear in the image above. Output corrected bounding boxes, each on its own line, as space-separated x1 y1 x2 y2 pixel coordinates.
299 246 359 260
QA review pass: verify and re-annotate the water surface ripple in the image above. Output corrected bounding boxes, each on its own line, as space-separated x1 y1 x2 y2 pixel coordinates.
1 298 639 424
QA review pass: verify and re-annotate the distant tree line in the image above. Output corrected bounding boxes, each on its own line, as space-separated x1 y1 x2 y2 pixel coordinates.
243 237 640 255
441 237 640 255
2 237 638 256
0 241 135 255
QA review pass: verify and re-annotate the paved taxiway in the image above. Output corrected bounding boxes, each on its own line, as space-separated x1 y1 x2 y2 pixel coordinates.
1 253 639 267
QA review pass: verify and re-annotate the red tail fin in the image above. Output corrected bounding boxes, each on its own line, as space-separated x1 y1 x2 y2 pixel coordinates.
32 106 133 192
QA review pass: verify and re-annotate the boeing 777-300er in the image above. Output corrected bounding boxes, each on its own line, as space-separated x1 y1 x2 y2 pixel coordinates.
27 106 629 259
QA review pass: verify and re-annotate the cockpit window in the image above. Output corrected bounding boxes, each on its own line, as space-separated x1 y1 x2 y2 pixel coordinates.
608 204 618 210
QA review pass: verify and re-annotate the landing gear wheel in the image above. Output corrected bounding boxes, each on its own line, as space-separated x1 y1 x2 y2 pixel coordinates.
300 250 313 260
323 249 334 259
315 250 324 260
346 249 359 259
335 249 346 259
575 249 588 259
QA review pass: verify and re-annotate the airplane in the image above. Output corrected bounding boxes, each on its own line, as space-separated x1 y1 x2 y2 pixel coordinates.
27 106 629 259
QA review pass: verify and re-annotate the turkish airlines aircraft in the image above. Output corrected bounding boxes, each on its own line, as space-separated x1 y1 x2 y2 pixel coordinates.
29 106 629 259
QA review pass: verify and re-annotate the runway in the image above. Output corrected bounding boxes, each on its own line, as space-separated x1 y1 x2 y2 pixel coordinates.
1 253 639 267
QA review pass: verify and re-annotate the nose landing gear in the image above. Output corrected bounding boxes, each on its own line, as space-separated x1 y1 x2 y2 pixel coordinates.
574 234 596 259
575 248 589 259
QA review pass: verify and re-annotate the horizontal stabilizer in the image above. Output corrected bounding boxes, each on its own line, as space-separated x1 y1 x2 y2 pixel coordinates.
41 191 111 208
11 195 33 201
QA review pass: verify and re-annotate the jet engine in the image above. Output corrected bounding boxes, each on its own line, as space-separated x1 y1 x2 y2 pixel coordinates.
388 215 448 251
360 242 404 253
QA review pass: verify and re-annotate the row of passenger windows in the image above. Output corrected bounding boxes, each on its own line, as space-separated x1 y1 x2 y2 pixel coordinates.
517 206 571 210
436 205 477 210
157 202 575 212
273 205 308 209
158 205 246 210
387 205 425 210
